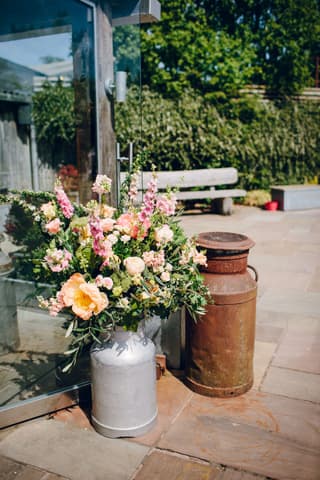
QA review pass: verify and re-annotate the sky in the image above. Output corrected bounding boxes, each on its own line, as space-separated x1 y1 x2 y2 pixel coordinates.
0 32 71 68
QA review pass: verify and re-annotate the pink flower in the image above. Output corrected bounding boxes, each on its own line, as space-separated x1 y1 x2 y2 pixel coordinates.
143 250 165 272
95 275 113 290
60 273 108 321
55 183 74 219
100 217 115 233
156 194 177 216
45 218 61 235
44 248 72 272
92 175 112 195
89 215 113 263
138 176 158 222
46 292 65 317
128 173 139 202
116 212 139 238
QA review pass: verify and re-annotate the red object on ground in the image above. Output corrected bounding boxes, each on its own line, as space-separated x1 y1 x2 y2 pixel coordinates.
265 201 278 211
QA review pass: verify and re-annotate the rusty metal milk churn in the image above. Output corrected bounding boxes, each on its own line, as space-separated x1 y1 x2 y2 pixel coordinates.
186 232 258 397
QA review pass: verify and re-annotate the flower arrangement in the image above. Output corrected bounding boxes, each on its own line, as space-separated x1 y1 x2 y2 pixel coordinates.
4 173 209 371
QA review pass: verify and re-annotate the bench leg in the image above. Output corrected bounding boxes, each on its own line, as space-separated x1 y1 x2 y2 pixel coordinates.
211 198 233 215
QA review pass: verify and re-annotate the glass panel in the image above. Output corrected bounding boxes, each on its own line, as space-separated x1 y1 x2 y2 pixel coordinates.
113 20 142 187
0 0 96 410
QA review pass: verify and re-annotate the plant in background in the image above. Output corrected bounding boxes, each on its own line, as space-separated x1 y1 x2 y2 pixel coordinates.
243 190 271 207
58 164 79 192
32 81 76 146
10 174 209 371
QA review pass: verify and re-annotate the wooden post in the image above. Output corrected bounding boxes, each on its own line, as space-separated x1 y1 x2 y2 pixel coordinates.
96 1 117 206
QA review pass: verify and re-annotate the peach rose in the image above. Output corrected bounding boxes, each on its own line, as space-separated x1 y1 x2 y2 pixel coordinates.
100 217 115 233
45 218 61 234
124 256 145 276
60 273 108 321
115 212 139 238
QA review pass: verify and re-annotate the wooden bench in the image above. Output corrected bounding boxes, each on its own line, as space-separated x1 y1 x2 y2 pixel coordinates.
120 167 246 215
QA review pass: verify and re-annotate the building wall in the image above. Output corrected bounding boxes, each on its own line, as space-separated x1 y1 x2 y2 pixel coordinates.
0 102 32 191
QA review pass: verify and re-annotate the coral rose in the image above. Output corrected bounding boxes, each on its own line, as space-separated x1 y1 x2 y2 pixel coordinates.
60 273 108 320
45 218 61 234
124 257 145 276
116 212 139 238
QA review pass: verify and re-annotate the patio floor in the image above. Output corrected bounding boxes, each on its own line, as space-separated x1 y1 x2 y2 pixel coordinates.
1 204 320 480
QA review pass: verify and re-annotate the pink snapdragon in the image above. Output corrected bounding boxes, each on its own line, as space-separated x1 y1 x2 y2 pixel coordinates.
128 173 139 202
89 215 114 264
40 291 65 317
44 248 72 272
138 176 158 222
143 250 165 272
92 175 112 195
55 182 74 219
156 194 177 216
95 275 113 290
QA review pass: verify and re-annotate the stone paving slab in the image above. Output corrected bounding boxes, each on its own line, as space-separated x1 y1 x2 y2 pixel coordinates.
255 324 284 343
308 266 320 292
157 393 320 480
0 419 149 480
253 341 277 389
0 455 69 480
258 290 320 317
130 372 192 447
133 450 268 480
272 327 320 374
261 366 320 403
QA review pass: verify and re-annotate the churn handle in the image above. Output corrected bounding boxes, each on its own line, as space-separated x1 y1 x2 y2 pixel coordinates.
247 264 258 282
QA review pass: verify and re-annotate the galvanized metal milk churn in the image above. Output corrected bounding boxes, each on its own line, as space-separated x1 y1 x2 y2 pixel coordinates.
186 232 258 397
90 327 157 438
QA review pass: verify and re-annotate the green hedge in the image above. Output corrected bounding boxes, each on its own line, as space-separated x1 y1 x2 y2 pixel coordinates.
115 87 320 190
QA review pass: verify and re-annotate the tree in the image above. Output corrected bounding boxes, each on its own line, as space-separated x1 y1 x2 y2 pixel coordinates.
198 0 320 95
141 0 256 100
141 0 320 98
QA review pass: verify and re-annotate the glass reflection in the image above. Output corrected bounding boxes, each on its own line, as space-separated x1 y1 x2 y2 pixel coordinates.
0 0 96 411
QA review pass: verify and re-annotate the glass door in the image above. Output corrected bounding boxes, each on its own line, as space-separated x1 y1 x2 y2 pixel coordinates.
0 0 98 427
0 0 144 429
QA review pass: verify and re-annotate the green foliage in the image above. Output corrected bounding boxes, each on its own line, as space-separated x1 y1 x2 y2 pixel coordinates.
141 0 320 98
243 190 271 207
141 0 256 99
115 87 320 190
32 81 76 146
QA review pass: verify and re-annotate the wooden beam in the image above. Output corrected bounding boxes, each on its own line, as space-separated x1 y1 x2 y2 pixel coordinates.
96 1 117 206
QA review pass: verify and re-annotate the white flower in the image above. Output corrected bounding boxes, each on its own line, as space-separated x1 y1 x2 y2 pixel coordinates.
121 234 131 243
160 271 171 282
92 174 112 195
107 233 118 245
117 298 129 309
154 224 174 244
124 256 145 276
